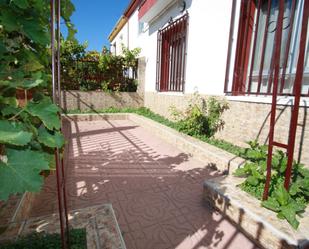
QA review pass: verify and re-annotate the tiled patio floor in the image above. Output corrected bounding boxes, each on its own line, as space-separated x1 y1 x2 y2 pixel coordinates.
29 118 259 249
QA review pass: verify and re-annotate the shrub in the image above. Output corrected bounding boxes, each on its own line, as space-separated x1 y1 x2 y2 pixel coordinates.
170 93 229 137
61 42 141 92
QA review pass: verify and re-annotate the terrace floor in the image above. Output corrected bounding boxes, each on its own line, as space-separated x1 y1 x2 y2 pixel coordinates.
29 118 260 249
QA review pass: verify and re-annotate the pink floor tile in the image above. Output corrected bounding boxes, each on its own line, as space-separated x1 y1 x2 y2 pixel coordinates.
29 119 260 249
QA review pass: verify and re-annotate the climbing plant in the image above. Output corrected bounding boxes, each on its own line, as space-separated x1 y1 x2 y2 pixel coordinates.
0 0 76 200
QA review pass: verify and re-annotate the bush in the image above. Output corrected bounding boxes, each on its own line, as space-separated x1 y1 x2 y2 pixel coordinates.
170 93 229 137
61 41 141 92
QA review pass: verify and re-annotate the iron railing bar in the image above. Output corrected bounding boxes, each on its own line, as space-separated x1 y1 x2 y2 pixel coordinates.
182 15 189 92
178 18 185 92
257 0 272 93
263 0 285 200
248 0 262 93
280 0 297 94
232 0 246 94
285 0 309 189
240 0 253 93
156 31 160 91
272 141 289 149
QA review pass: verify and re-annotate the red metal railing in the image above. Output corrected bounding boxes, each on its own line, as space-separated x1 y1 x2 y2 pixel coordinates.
50 0 70 248
225 0 309 97
264 0 309 199
156 13 188 92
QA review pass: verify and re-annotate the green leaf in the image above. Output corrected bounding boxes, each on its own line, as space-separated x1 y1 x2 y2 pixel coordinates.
0 96 18 107
0 9 20 32
274 185 290 206
22 20 49 45
26 98 60 130
13 0 29 9
262 197 281 212
289 183 301 196
0 149 49 200
233 167 247 177
22 60 44 72
1 106 20 116
44 152 56 170
280 205 299 229
246 176 259 186
0 120 32 146
38 127 64 148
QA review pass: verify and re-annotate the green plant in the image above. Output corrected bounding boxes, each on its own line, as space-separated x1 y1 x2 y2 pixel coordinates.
0 228 86 249
0 0 75 200
170 93 229 137
234 141 309 229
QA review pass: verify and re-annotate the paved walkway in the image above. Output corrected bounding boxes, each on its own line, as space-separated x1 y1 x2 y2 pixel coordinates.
30 119 259 249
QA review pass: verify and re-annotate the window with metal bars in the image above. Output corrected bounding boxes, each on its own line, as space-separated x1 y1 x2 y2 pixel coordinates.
229 0 309 96
156 13 188 92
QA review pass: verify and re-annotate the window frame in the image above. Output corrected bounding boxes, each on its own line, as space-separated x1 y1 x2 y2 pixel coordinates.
156 13 189 92
227 0 309 97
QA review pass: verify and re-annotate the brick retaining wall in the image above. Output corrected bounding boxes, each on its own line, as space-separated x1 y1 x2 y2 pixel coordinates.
144 92 309 166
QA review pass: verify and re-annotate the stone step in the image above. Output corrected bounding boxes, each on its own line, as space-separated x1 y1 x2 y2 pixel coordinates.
203 175 309 249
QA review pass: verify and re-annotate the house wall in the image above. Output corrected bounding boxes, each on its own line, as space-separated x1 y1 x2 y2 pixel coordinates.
144 92 309 166
138 0 237 95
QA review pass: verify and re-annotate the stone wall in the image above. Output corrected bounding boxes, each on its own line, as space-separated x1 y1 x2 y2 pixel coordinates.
144 92 309 165
61 91 143 111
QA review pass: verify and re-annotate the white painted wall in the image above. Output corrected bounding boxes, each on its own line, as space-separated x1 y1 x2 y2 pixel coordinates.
110 0 241 96
111 22 128 56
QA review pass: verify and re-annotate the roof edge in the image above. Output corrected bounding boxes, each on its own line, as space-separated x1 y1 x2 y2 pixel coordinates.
108 0 141 43
108 15 128 42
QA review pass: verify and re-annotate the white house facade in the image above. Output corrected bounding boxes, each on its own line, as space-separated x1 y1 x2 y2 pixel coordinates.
109 0 309 166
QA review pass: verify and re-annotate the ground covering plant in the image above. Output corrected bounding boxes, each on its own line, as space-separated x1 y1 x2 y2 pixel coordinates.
234 141 309 229
170 92 229 137
61 42 141 92
0 0 75 201
0 228 86 249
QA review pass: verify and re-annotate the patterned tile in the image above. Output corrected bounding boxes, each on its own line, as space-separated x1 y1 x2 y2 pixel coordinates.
27 119 259 249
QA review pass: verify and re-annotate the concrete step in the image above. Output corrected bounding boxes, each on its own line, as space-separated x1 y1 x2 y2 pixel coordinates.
203 175 309 249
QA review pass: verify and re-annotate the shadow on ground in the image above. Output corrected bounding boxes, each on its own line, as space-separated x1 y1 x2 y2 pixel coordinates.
29 117 260 249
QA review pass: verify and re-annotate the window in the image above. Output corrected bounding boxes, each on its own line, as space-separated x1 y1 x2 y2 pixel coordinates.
229 0 309 96
156 13 188 92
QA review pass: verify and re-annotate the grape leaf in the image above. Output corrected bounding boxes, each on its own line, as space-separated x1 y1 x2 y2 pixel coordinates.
26 98 60 130
0 96 18 107
0 149 49 200
0 9 20 32
0 120 32 146
22 20 49 45
13 0 29 9
44 152 56 170
38 127 64 148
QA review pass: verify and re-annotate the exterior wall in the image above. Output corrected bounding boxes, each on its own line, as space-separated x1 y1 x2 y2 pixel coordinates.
144 92 309 166
110 10 140 55
112 22 129 56
139 0 235 95
61 91 143 111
